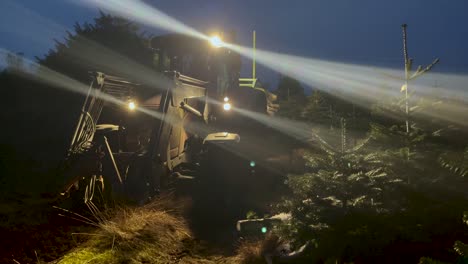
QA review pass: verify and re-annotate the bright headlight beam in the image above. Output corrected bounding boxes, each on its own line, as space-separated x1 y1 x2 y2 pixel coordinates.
1 49 224 140
223 103 231 111
75 0 207 40
1 6 327 163
210 35 224 48
14 0 468 129
128 101 136 110
69 1 397 106
1 1 176 93
72 0 467 108
224 43 468 126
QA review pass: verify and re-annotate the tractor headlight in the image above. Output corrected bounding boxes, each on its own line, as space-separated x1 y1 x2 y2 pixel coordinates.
223 102 231 111
223 97 231 111
128 100 136 111
210 35 224 48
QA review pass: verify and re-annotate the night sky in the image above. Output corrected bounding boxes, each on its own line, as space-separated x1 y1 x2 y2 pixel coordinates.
1 0 468 86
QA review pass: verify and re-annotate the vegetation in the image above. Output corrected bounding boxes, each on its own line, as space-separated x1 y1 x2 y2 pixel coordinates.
274 76 307 119
235 235 286 264
272 77 468 262
38 11 152 81
45 195 288 264
0 13 156 263
52 197 237 264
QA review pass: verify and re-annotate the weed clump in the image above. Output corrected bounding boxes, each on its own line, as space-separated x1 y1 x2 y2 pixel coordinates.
57 197 192 264
235 235 284 264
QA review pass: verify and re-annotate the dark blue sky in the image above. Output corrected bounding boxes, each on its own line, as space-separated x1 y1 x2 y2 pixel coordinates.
1 0 467 86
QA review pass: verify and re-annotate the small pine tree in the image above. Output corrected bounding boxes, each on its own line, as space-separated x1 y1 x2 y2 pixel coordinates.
278 92 468 262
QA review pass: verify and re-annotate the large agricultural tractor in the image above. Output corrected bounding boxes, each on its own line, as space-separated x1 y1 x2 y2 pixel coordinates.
59 33 279 206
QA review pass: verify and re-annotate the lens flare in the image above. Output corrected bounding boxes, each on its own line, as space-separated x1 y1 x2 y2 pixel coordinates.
223 103 231 111
210 35 224 48
128 101 136 111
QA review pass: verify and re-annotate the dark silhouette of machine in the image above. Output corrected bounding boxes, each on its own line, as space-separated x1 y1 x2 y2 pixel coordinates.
59 33 278 204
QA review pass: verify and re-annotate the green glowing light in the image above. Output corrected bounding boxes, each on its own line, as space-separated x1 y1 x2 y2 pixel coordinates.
250 161 256 167
261 227 267 233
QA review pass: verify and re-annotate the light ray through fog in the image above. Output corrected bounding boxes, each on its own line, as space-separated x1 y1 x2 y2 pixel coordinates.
0 51 245 143
46 34 176 90
1 49 166 122
0 0 178 93
1 2 335 161
228 43 464 101
75 0 208 41
5 0 467 138
70 0 468 127
226 43 468 127
2 50 305 166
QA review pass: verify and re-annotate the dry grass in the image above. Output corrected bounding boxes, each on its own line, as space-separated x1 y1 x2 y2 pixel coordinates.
234 235 283 264
53 196 217 264
51 196 285 264
95 196 189 251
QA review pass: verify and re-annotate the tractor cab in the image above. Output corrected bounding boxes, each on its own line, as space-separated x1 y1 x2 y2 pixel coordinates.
150 33 241 123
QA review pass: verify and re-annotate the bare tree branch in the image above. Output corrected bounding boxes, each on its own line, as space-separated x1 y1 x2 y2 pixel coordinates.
410 58 440 80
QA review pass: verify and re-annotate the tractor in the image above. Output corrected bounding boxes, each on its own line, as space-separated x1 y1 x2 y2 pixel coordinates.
58 32 279 207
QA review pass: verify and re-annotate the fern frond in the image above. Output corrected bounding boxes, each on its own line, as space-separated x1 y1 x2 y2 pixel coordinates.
346 135 371 153
454 241 468 256
310 132 338 155
438 147 468 177
350 195 367 207
365 168 387 178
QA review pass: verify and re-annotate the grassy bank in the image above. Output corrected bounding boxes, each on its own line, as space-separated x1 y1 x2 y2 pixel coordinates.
49 197 265 264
